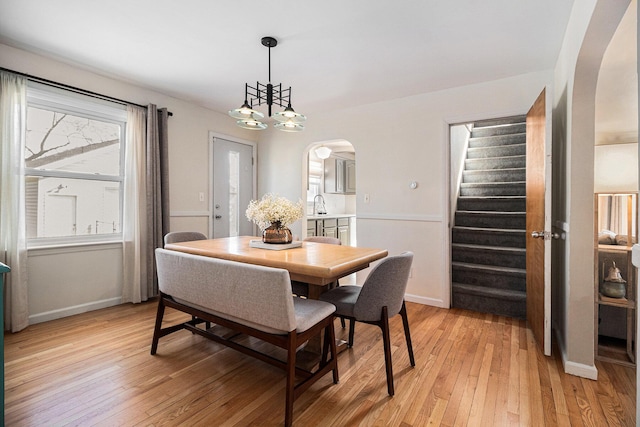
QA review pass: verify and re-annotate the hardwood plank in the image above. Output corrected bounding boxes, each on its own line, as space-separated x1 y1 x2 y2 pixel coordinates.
4 301 635 426
439 311 484 426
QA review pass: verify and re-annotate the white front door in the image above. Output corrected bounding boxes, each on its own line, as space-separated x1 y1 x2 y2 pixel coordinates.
212 137 254 238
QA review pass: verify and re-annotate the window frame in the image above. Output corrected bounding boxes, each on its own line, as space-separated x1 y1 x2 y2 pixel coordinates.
25 82 127 247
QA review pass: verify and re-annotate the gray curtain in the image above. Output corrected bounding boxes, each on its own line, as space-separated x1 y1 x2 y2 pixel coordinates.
145 104 170 297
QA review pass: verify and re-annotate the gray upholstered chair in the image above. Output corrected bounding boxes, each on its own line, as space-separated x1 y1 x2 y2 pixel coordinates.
319 251 415 396
291 236 341 298
303 236 341 245
164 231 207 246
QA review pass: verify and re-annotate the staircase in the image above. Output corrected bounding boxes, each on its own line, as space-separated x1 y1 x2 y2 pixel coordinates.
451 116 527 318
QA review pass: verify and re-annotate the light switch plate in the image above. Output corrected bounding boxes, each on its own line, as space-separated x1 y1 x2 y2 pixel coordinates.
632 244 640 268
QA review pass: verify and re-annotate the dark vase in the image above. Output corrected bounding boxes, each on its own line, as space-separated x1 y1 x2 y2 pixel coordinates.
600 281 626 298
263 221 293 244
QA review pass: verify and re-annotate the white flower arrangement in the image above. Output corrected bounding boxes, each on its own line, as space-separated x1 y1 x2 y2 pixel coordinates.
246 193 304 230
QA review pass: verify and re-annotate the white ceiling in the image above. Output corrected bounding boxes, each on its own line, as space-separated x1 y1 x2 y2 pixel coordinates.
0 0 577 117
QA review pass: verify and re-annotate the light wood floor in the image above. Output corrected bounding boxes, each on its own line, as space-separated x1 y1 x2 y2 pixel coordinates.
5 301 636 426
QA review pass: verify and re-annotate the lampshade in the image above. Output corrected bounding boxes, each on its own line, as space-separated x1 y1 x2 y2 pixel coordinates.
237 118 267 130
315 146 332 159
228 101 265 120
274 104 306 123
274 119 304 132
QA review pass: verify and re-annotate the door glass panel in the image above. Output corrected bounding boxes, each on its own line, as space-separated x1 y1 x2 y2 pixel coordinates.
228 151 240 237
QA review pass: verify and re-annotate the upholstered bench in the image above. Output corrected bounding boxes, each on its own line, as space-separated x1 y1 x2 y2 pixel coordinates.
152 248 339 426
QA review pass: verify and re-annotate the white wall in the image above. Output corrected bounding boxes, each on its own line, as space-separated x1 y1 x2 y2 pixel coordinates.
594 143 638 193
552 0 631 378
0 43 258 323
258 71 553 308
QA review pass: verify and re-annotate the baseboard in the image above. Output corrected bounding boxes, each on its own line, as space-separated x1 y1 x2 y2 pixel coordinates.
405 293 447 308
554 328 598 380
29 296 123 325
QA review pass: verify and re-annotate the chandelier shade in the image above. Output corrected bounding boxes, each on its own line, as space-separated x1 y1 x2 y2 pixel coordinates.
274 120 304 132
237 118 267 130
273 103 306 123
229 36 305 131
229 98 265 120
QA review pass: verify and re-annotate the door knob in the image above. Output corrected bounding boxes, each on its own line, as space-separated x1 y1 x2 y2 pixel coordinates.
215 215 222 219
531 231 560 240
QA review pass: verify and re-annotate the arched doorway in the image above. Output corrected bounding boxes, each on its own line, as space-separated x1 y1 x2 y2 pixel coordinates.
303 139 357 250
554 0 633 380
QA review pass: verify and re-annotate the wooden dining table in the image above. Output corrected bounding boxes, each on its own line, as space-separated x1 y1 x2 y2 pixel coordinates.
164 235 388 300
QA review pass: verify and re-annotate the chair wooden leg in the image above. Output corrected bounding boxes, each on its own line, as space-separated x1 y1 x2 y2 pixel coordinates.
284 332 296 427
321 323 330 365
150 296 166 355
348 319 355 347
380 306 394 396
400 300 415 366
328 321 339 384
333 280 345 328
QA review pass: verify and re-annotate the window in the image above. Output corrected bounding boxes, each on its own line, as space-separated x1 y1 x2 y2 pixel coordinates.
25 83 127 245
228 150 240 237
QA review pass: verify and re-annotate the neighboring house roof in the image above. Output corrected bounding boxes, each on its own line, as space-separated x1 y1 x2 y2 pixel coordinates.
27 139 120 173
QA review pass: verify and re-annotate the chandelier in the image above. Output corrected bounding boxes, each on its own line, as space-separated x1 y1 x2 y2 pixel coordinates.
228 36 306 132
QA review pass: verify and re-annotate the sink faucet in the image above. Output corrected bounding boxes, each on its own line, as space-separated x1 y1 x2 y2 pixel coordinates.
313 194 327 215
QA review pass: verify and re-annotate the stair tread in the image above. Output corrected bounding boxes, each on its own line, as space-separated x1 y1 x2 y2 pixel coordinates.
463 167 525 174
458 195 525 199
471 125 527 138
469 132 526 140
465 155 527 162
452 261 526 274
453 225 525 233
452 282 526 298
452 243 525 252
466 154 526 159
457 210 525 215
473 124 526 130
467 142 527 151
472 116 526 128
461 181 525 186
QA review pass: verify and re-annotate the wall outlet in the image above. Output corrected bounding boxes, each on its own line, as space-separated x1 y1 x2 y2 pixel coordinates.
409 268 414 278
199 192 205 202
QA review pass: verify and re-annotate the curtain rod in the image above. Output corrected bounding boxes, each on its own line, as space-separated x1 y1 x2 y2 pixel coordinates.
0 67 173 116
